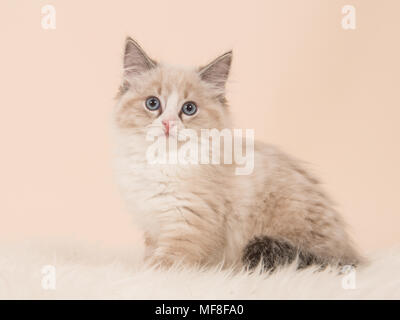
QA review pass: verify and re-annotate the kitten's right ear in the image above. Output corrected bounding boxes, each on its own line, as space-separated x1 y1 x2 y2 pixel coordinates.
123 37 157 77
198 51 232 90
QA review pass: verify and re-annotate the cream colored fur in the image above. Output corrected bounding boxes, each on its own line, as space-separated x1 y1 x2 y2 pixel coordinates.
113 38 361 269
0 242 398 299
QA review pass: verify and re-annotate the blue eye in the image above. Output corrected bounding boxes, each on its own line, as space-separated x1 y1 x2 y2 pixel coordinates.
145 96 161 111
182 101 197 116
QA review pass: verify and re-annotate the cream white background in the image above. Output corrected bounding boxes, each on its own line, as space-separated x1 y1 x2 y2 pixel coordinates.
0 1 399 254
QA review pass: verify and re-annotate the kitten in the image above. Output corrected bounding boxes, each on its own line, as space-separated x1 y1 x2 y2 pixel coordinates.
113 37 362 270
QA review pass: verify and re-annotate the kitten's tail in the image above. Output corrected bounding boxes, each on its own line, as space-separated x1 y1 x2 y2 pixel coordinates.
242 236 357 272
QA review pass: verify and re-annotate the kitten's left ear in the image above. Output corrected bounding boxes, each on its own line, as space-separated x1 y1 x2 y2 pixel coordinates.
198 51 232 90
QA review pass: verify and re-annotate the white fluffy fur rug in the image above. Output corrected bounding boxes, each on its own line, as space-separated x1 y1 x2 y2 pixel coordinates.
0 241 399 299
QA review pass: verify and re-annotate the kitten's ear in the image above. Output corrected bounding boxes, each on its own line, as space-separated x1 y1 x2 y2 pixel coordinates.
198 51 232 90
123 37 157 76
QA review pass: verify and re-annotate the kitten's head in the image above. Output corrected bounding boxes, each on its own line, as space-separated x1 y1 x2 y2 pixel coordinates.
114 37 232 137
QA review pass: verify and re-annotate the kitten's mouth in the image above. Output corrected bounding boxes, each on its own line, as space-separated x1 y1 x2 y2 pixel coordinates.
145 123 183 139
148 130 177 139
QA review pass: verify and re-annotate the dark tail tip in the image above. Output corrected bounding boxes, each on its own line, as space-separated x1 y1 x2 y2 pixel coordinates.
242 236 327 272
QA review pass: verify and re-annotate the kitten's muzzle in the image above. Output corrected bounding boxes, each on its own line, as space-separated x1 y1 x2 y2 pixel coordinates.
162 120 177 136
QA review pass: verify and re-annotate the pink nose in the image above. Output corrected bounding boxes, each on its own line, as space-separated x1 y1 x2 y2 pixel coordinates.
162 120 170 135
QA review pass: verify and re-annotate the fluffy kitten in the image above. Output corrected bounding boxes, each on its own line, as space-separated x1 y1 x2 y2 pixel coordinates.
113 37 361 270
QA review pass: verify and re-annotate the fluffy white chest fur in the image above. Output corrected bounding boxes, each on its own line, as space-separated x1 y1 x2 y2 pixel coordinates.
113 132 249 267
